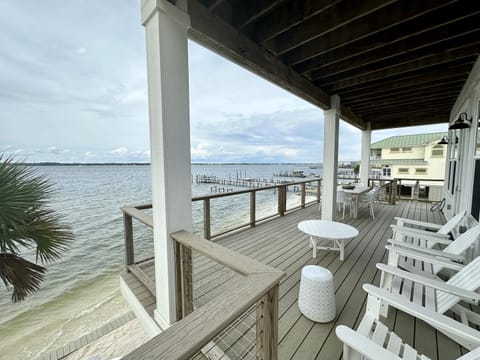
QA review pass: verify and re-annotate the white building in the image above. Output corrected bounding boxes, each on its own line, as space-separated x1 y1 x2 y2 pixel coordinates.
369 132 448 200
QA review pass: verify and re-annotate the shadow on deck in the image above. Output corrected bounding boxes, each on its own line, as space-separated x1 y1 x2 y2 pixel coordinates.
122 200 465 360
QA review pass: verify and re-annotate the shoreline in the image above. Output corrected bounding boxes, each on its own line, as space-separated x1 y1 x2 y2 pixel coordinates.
39 312 137 360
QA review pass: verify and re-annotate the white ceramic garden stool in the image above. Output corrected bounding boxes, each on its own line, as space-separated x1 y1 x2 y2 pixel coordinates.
298 265 336 322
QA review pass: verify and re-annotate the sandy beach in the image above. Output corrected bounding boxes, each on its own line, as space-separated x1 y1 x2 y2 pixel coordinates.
63 319 150 360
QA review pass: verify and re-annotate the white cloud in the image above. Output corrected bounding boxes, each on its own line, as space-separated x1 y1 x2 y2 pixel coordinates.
111 147 129 156
283 148 297 158
47 146 60 154
191 144 211 158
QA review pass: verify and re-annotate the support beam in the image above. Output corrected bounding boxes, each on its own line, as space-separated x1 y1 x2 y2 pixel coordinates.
322 95 340 220
360 123 371 186
141 0 193 329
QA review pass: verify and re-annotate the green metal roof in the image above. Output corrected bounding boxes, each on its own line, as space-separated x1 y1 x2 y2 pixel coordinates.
370 159 428 165
371 132 447 149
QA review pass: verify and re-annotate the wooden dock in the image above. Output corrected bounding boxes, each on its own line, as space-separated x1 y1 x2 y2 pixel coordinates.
196 175 307 188
126 200 469 359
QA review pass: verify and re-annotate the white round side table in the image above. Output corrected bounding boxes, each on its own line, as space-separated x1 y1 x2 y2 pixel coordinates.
298 265 336 322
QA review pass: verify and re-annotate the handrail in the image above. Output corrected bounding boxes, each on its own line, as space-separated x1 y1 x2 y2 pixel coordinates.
192 178 319 201
393 177 444 182
368 178 397 205
122 230 285 360
393 177 444 202
193 178 321 239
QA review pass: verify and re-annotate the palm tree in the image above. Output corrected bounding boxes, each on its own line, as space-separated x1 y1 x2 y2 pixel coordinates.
0 155 73 302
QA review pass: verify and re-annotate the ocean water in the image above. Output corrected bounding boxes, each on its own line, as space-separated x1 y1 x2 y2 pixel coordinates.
0 164 322 359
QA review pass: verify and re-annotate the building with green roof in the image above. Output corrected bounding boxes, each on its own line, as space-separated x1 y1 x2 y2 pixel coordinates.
369 132 447 196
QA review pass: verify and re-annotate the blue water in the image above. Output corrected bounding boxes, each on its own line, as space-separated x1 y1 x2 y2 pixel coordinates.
0 164 323 359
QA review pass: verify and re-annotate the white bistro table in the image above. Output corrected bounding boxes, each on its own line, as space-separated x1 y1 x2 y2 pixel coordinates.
298 220 359 261
339 186 371 219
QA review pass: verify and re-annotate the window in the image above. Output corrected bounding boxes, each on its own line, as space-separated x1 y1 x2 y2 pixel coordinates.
431 145 444 157
402 147 412 152
415 168 427 175
370 149 382 160
398 168 409 174
382 167 391 177
390 147 400 153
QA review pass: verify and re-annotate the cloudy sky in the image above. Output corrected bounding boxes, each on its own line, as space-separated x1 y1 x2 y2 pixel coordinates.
0 0 447 163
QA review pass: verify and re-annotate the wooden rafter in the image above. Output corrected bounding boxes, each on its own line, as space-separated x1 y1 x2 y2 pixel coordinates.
281 0 457 65
333 62 474 95
265 0 396 55
316 47 480 89
309 26 480 81
293 1 479 73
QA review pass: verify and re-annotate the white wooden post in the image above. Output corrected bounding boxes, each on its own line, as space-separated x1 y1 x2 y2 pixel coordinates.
360 122 371 186
322 95 340 220
142 0 192 329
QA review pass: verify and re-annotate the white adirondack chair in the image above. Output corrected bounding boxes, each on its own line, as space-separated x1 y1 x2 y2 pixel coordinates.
391 211 467 248
377 256 480 349
386 225 480 279
337 283 480 359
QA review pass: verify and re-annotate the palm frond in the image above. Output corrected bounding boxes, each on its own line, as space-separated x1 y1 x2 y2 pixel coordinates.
0 253 46 302
0 155 73 258
0 155 73 301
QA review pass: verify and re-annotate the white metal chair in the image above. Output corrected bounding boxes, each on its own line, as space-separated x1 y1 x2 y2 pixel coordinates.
337 190 352 220
359 187 379 219
336 283 480 359
386 224 480 279
376 256 480 349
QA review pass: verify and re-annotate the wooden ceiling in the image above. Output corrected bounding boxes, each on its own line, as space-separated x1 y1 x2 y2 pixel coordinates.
182 0 480 130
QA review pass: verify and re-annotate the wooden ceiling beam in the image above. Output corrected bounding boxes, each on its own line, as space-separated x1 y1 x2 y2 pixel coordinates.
369 107 451 122
370 113 450 130
352 95 457 118
263 0 396 55
369 107 451 119
340 106 365 128
197 0 220 8
309 24 480 81
342 78 466 103
207 0 224 11
351 89 462 111
317 47 480 90
293 2 480 73
327 60 474 94
360 102 454 119
246 0 339 43
230 0 283 29
365 106 453 121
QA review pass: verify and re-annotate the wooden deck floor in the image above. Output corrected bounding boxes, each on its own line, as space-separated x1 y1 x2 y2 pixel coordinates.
130 200 467 360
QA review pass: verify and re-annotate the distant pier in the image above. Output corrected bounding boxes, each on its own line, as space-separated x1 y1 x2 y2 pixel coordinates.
194 175 316 193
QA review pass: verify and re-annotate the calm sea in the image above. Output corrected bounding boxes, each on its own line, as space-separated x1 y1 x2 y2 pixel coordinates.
0 164 323 359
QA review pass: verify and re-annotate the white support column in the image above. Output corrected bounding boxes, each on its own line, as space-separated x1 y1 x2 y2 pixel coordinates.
322 95 340 220
360 122 371 186
142 0 192 329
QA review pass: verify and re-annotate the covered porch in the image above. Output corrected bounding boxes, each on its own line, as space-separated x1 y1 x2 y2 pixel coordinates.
120 0 480 358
